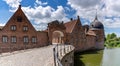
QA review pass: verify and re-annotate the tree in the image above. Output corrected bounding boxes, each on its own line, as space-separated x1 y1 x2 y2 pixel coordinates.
105 33 120 48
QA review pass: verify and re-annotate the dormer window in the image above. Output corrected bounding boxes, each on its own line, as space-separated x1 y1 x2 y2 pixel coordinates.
17 16 22 22
11 25 16 31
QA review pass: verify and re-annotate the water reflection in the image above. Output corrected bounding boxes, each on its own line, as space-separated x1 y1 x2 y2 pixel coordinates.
102 48 120 66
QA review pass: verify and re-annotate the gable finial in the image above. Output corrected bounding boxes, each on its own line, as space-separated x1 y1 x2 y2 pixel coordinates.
19 5 21 9
77 15 80 20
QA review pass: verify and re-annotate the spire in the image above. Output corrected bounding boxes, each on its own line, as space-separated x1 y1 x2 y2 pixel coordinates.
95 14 98 20
94 9 98 22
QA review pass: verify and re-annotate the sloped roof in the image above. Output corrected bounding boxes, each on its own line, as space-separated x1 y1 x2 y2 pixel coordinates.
0 26 3 29
44 29 48 32
2 5 36 31
86 30 96 36
64 20 78 33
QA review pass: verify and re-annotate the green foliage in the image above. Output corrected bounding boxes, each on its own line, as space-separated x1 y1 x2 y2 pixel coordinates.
105 33 120 48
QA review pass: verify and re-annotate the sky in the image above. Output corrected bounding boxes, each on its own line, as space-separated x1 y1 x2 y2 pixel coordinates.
0 0 120 37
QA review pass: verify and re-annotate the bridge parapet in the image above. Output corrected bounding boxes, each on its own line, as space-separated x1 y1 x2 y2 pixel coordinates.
53 44 74 66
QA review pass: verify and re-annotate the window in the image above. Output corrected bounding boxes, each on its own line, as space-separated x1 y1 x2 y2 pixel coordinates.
23 26 28 31
11 36 16 43
11 25 16 31
23 36 29 43
17 16 22 22
2 36 8 43
32 37 37 43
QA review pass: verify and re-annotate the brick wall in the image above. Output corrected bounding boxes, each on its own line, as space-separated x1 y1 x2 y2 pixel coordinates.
0 5 49 53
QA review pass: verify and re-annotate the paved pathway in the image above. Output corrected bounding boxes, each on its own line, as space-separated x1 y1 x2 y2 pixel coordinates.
0 45 55 66
0 45 74 66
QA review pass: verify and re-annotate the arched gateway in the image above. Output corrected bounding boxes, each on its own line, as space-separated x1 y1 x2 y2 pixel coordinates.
47 20 66 45
52 31 64 44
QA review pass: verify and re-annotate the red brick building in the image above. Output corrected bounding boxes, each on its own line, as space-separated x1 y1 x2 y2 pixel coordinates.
0 5 48 53
0 5 105 53
48 15 105 52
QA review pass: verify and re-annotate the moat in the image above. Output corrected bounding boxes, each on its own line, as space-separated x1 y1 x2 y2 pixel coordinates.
74 48 120 66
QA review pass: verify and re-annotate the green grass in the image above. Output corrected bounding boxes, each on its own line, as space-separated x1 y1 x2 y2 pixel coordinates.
74 50 103 66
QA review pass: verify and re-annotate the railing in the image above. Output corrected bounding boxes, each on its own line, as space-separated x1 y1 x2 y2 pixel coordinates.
53 44 74 66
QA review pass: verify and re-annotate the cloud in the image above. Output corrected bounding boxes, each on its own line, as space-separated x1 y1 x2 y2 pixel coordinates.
35 0 48 6
104 18 120 28
67 0 120 29
22 5 69 24
3 0 69 30
68 0 100 9
0 23 5 26
4 0 120 30
33 23 47 31
3 0 22 12
67 0 103 22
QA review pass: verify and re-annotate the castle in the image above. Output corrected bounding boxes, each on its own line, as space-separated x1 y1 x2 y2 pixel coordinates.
0 5 105 53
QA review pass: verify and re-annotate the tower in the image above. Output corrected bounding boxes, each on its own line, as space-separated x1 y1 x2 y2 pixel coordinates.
90 15 105 49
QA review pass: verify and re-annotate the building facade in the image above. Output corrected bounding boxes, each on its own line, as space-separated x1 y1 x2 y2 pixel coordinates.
0 5 105 53
0 5 48 53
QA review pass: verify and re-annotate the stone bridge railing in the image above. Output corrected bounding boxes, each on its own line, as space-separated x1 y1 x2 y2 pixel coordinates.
53 44 74 66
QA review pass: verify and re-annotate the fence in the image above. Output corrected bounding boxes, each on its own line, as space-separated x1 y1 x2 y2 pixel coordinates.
53 44 74 66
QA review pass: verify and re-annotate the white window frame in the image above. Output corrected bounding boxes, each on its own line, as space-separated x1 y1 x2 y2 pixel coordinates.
11 36 17 43
23 26 28 31
32 37 37 43
23 36 29 43
2 36 8 43
11 25 16 31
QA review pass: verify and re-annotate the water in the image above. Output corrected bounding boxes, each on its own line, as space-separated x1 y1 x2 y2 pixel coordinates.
102 48 120 66
74 48 120 66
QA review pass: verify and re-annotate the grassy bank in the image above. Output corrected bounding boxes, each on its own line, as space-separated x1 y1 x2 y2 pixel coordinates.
74 50 103 66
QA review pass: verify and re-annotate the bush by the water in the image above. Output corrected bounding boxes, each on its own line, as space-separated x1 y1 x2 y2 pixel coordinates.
105 33 120 48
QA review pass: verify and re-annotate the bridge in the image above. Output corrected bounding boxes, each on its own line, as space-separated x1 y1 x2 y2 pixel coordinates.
0 44 74 66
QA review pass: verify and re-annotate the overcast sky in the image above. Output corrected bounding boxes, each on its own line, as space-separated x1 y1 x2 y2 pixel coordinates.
0 0 120 36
